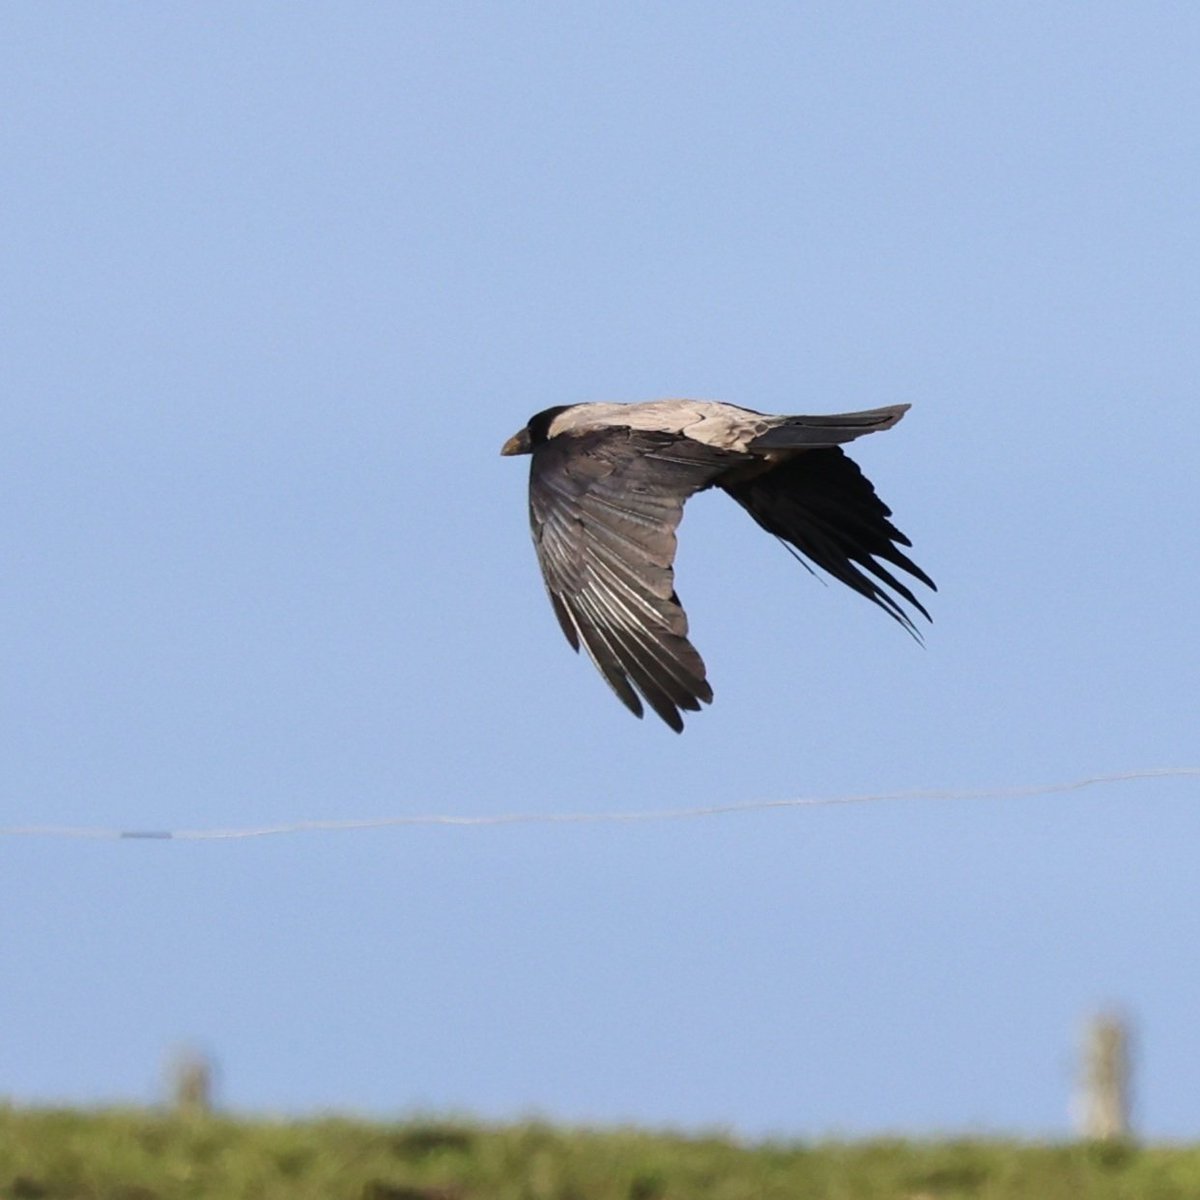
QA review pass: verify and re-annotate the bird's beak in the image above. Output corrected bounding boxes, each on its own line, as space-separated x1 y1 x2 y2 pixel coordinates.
500 428 532 456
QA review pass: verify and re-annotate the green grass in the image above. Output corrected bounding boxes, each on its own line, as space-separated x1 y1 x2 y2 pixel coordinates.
3 1106 1199 1199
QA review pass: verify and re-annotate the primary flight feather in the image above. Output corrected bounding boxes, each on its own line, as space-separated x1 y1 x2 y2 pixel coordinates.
502 399 934 731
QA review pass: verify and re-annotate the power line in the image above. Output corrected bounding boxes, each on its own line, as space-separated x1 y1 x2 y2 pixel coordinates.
2 766 1197 842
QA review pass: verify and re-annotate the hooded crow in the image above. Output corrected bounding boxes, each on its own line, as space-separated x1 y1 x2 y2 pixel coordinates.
502 399 934 731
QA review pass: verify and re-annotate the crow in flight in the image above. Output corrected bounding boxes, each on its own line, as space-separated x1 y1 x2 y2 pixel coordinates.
502 400 933 730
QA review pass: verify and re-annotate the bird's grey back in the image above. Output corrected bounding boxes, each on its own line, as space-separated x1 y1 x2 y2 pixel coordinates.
546 399 910 454
545 400 771 453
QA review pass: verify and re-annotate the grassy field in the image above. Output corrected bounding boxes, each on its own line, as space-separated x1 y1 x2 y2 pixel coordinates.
3 1106 1199 1199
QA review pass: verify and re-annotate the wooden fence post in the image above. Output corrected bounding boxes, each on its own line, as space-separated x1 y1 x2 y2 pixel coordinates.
1076 1012 1132 1141
166 1045 215 1116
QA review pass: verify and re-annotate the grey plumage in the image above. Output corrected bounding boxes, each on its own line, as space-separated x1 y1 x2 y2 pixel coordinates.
502 399 934 731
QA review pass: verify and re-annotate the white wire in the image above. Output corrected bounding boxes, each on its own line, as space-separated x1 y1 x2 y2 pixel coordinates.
1 767 1197 842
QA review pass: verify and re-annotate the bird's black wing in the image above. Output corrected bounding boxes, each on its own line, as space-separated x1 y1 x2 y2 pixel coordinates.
721 447 935 637
529 427 744 731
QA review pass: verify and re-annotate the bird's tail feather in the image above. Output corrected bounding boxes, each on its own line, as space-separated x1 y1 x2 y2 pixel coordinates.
748 404 909 451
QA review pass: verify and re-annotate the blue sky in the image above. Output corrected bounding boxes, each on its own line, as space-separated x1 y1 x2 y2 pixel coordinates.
3 3 1198 1138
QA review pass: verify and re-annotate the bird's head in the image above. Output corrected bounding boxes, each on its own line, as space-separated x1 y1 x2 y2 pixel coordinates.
500 405 573 456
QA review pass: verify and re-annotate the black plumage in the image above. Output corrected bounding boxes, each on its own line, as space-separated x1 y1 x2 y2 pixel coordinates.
502 399 934 730
721 448 934 638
